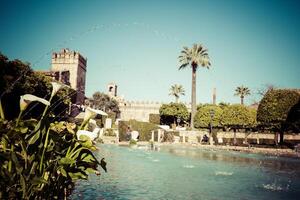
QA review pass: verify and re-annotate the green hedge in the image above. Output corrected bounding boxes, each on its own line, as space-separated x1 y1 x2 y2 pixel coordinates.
257 89 300 131
149 113 160 124
118 120 158 141
159 103 189 126
221 104 257 128
194 104 223 128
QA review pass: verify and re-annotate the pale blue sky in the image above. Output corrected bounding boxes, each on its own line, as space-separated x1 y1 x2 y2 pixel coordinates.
1 0 299 105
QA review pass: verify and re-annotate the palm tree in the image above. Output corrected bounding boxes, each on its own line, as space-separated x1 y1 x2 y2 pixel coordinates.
178 44 211 129
169 84 185 103
235 86 250 105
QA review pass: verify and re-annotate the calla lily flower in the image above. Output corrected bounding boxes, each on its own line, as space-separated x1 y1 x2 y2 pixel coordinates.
50 82 64 98
83 107 108 122
20 94 50 111
77 130 98 141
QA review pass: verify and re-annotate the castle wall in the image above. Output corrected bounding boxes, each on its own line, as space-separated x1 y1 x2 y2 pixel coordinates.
119 101 162 122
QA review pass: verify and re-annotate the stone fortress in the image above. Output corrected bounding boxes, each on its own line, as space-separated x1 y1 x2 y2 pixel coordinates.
38 48 87 104
106 83 191 122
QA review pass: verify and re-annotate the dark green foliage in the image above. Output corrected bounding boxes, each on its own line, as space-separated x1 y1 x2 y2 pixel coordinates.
118 120 158 141
159 103 189 126
285 99 300 133
0 53 75 120
107 112 116 124
149 113 160 124
194 104 223 128
0 100 104 199
90 92 120 116
221 104 257 128
257 89 300 131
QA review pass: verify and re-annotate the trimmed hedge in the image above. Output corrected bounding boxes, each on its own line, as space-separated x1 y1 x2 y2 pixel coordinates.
221 104 257 128
118 120 158 141
159 103 189 125
149 113 160 124
194 104 223 128
257 89 300 131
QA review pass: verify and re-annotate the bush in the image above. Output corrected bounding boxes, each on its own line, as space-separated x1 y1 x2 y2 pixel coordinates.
257 89 300 130
129 139 137 145
118 120 158 141
221 104 257 128
149 113 160 124
107 112 116 124
194 104 223 128
104 128 116 136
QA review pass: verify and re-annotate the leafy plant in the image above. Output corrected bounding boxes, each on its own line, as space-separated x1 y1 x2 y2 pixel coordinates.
0 83 106 199
149 113 160 125
129 139 137 145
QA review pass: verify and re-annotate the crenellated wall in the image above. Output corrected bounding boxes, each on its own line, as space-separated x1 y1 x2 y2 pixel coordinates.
119 101 191 122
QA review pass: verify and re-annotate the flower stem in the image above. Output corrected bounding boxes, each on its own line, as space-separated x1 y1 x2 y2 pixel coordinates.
39 128 50 172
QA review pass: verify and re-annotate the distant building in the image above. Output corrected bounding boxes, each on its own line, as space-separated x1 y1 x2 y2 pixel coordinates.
107 82 190 122
37 48 87 104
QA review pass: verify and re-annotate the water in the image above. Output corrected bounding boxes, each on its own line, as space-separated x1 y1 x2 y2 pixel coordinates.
70 144 300 200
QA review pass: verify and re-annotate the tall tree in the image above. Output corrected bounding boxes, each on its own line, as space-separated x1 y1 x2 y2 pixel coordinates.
169 84 185 103
234 86 251 105
178 44 211 129
91 92 120 114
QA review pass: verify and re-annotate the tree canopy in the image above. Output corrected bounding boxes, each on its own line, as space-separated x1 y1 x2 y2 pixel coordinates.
234 86 250 105
194 104 223 128
0 53 75 120
169 84 185 103
90 92 120 114
221 104 257 128
159 103 189 125
257 89 300 131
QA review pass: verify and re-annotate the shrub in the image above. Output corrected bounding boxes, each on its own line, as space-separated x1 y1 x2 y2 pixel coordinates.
104 128 116 136
194 104 223 128
149 113 160 124
107 112 116 124
129 139 137 145
257 89 300 130
118 120 158 141
221 104 257 128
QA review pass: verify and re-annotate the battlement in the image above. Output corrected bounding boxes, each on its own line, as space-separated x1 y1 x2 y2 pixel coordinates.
52 48 87 68
120 100 191 109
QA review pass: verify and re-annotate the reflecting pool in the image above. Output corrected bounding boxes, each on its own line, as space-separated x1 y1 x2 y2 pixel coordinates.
71 144 300 200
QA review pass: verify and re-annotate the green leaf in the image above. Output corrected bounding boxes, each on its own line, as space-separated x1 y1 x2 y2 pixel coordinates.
60 168 67 177
20 175 26 199
82 154 95 163
28 130 41 145
59 157 75 165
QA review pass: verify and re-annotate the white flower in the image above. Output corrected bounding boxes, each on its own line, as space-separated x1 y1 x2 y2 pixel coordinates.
77 130 98 141
51 82 64 98
83 107 108 122
20 94 50 111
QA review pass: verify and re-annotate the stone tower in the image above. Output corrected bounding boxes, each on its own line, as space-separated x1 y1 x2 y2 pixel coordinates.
107 82 117 97
51 48 87 104
212 88 216 105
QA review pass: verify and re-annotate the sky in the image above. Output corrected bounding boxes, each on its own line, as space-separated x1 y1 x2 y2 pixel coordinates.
1 0 299 105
